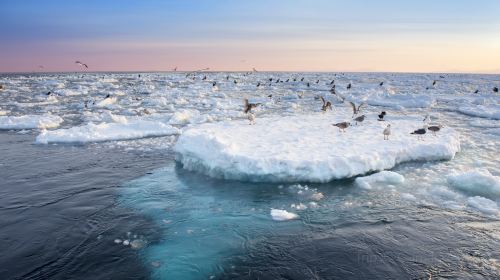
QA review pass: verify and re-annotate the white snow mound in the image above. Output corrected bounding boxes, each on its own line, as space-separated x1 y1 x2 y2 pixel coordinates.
355 171 405 190
174 113 460 182
270 209 299 221
36 120 180 144
0 114 63 129
447 169 500 199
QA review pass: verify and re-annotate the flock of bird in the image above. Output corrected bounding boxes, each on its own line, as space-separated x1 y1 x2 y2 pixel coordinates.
0 68 497 141
234 75 478 140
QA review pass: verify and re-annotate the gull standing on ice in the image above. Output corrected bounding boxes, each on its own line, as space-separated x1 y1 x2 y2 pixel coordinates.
383 124 391 140
378 111 387 121
427 124 443 136
353 114 365 125
333 122 350 132
411 125 427 140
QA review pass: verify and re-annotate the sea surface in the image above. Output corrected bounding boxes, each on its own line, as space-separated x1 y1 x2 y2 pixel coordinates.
0 72 499 279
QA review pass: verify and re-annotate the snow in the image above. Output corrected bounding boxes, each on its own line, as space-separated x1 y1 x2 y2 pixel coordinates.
270 209 299 221
447 169 500 199
355 171 405 190
0 114 63 129
36 120 180 144
174 113 460 182
467 196 499 215
168 109 207 125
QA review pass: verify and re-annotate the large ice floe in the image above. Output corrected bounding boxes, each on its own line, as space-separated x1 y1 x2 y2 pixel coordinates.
175 113 461 182
0 114 63 129
36 119 180 144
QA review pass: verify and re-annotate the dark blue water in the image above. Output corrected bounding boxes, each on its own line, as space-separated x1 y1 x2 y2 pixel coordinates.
1 130 498 279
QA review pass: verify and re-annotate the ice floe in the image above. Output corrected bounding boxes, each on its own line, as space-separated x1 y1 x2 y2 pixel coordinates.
36 120 180 144
447 169 500 199
270 209 299 221
355 171 405 190
0 114 63 129
174 113 460 182
467 196 499 215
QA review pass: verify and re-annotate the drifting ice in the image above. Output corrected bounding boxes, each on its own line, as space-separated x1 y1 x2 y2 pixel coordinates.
174 113 461 182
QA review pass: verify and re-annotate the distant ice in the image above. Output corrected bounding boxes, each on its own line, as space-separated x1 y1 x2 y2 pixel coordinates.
447 169 500 199
36 120 180 144
175 113 460 182
270 209 299 221
355 171 405 190
0 114 63 130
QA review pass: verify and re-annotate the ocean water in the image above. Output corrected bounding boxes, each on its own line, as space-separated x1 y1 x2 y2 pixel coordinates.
0 72 499 279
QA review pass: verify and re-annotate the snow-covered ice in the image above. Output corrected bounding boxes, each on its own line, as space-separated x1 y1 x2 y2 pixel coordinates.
467 196 499 215
175 113 460 182
36 120 180 144
0 114 63 129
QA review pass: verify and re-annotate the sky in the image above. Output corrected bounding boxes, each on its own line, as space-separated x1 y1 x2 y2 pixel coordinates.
1 0 499 73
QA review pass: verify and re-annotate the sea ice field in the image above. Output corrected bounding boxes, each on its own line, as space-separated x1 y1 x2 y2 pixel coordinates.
0 72 499 279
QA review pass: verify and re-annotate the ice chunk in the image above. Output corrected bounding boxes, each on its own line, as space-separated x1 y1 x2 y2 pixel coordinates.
0 114 63 129
355 171 405 190
169 109 206 125
467 196 499 215
270 209 299 221
36 120 180 144
447 169 500 199
174 113 460 182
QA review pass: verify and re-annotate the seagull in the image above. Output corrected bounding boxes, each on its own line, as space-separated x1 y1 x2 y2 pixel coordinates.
252 67 258 72
75 61 88 68
411 125 427 140
244 99 260 113
172 67 177 72
307 82 310 87
439 75 445 79
320 96 332 111
494 87 499 93
285 79 289 82
383 124 391 140
269 78 273 82
257 82 261 87
0 84 4 90
353 114 365 125
379 82 384 86
212 81 217 87
347 83 352 90
330 87 336 95
378 111 387 121
330 79 335 85
46 91 53 96
432 80 437 86
248 112 256 125
333 122 350 132
300 77 304 82
427 124 443 136
316 79 320 84
349 101 364 116
202 75 207 80
474 89 479 94
234 80 237 84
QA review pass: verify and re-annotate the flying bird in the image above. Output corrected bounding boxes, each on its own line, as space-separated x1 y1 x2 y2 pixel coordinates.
333 122 350 132
244 99 260 113
172 67 177 72
320 96 332 111
349 101 364 116
383 124 391 140
75 61 88 68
